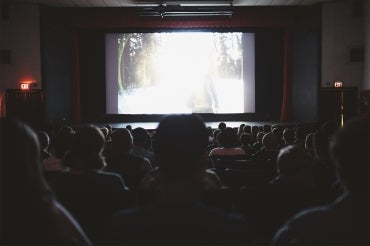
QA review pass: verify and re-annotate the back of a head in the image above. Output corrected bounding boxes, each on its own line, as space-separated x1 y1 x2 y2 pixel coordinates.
64 125 106 170
240 133 253 146
217 127 237 148
314 121 339 160
37 131 50 150
263 124 272 133
54 130 74 158
1 118 55 243
277 145 313 176
1 118 48 194
330 117 369 192
110 128 133 153
153 114 208 177
218 122 226 131
251 125 259 136
243 125 252 134
283 128 295 144
132 127 149 146
257 132 265 143
262 132 279 151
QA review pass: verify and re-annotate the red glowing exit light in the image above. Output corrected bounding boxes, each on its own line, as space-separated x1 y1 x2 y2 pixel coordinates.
20 83 31 90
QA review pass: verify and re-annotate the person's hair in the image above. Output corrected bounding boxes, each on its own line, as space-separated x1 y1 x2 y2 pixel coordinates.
243 125 252 135
262 132 279 151
251 125 259 136
240 133 253 146
218 122 226 131
305 132 314 151
283 128 295 144
1 118 59 243
125 124 132 132
53 130 74 158
110 128 133 154
37 131 50 150
277 144 313 176
153 114 208 177
256 132 265 143
132 127 150 146
263 124 272 133
313 121 338 159
217 127 238 148
63 125 106 170
330 117 369 192
237 123 246 134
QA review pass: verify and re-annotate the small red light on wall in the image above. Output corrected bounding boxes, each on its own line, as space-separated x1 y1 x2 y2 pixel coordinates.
334 81 343 88
20 83 31 90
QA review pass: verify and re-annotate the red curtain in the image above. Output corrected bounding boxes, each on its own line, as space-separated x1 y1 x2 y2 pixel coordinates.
280 28 292 121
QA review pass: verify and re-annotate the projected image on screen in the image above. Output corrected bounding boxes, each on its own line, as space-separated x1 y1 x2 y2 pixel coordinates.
105 32 255 114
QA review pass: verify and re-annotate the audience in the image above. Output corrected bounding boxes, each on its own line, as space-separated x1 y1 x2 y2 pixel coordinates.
37 130 65 172
111 114 251 245
272 116 369 245
131 126 155 164
239 132 254 158
282 127 295 146
105 128 153 193
51 124 130 244
251 132 279 161
209 127 246 157
4 115 366 246
312 121 340 201
1 118 91 245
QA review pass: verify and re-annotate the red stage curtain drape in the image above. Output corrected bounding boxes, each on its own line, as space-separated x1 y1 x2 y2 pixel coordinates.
68 7 294 123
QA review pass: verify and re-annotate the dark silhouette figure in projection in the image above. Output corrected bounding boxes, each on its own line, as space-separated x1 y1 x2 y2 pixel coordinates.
189 72 219 113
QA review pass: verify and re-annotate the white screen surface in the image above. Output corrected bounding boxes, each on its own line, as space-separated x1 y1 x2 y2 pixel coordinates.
106 32 255 114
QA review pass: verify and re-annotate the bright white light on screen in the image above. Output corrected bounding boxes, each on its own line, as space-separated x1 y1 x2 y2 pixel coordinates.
106 31 254 115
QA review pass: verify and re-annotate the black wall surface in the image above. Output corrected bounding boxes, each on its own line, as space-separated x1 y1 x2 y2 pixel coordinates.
40 6 73 124
291 5 321 123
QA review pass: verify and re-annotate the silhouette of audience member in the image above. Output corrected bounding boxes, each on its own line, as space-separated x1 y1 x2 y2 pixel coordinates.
209 127 246 157
272 116 369 245
294 126 308 147
105 128 152 192
237 123 246 144
243 124 252 135
239 132 254 158
239 145 318 240
52 125 129 244
206 126 214 144
312 121 340 200
251 132 279 161
52 126 75 160
272 126 285 148
125 124 132 132
263 124 272 133
1 118 91 245
269 145 316 190
207 128 221 152
304 132 315 157
38 130 65 172
218 121 227 131
131 127 154 163
111 114 250 245
282 128 295 146
251 125 260 142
